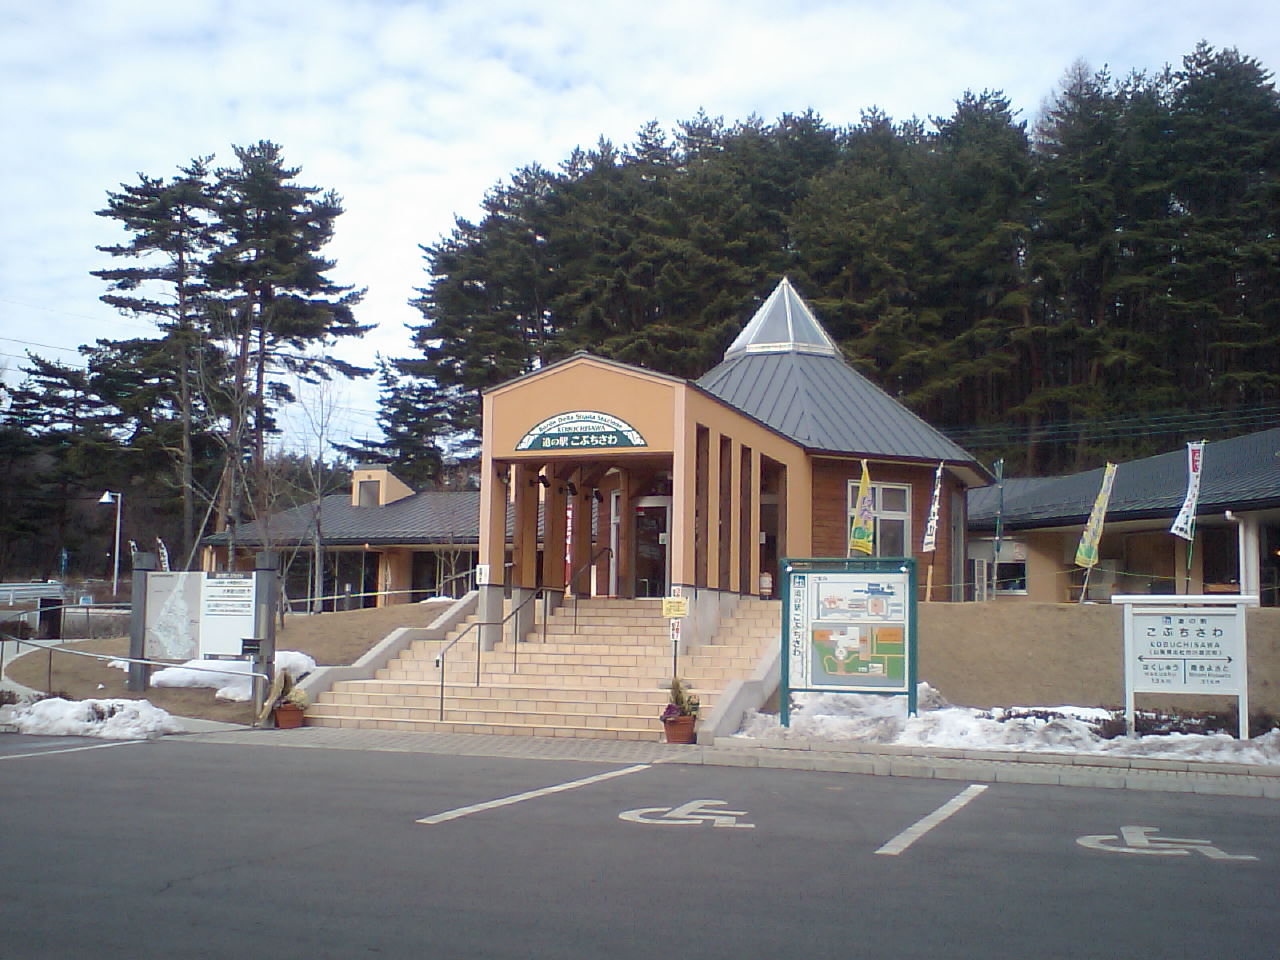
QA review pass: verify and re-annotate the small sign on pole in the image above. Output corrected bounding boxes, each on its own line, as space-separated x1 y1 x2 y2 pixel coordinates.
662 596 690 619
1113 594 1257 739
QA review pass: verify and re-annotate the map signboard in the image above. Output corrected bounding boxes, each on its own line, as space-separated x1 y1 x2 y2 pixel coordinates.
144 571 201 660
782 558 917 724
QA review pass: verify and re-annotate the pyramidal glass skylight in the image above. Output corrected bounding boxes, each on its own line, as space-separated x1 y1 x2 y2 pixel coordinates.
722 277 839 359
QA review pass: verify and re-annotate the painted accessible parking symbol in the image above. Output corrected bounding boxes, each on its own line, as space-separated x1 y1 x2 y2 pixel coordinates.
619 799 755 828
1077 825 1257 861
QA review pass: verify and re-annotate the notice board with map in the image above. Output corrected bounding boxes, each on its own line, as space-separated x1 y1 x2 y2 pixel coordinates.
781 557 917 725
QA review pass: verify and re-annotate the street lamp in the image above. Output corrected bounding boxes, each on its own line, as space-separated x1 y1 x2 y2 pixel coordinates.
98 490 122 597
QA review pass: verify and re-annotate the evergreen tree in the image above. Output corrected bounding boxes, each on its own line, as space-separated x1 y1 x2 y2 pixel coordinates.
203 141 370 544
92 157 219 558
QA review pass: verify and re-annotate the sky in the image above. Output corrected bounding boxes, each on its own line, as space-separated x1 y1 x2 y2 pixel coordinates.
2 0 1278 451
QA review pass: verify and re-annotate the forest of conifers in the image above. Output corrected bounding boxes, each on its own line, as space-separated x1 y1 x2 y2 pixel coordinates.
1 42 1277 579
391 42 1279 478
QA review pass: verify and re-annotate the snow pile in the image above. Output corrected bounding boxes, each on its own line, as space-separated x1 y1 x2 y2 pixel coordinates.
152 651 317 701
8 697 182 740
737 684 1280 767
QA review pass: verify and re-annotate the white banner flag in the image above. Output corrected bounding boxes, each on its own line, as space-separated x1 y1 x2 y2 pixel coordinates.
921 462 943 553
1170 441 1205 541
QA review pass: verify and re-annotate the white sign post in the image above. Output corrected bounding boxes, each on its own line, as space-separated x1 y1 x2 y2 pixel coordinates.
1113 594 1258 740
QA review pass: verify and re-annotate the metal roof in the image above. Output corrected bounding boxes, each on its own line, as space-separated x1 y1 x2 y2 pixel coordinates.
699 280 982 467
968 427 1280 530
203 491 484 548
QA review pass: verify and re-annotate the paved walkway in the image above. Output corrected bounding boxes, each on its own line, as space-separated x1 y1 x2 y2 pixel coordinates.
170 724 1280 799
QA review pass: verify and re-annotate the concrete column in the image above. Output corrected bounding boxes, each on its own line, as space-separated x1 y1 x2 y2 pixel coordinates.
617 469 636 598
706 430 721 590
1237 514 1262 598
748 448 763 597
477 457 510 651
727 442 742 593
543 469 568 591
511 463 539 589
568 469 593 596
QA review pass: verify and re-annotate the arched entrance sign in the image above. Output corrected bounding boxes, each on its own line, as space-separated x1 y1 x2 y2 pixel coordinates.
515 411 647 451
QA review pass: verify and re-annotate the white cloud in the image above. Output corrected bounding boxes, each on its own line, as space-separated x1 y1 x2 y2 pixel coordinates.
2 0 1278 438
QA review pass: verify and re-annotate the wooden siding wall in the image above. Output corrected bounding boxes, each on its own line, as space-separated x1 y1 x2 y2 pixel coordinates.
811 459 964 598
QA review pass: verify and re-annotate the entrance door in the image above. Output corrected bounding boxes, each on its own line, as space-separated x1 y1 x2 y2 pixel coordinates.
634 496 671 597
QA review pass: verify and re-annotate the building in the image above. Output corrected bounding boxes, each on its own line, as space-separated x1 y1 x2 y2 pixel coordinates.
473 277 989 645
967 428 1280 605
202 466 481 609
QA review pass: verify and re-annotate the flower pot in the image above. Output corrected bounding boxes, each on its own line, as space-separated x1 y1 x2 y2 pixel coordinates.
662 714 697 744
273 703 305 729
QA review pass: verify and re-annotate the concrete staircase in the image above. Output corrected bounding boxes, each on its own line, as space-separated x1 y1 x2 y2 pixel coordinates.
305 597 780 740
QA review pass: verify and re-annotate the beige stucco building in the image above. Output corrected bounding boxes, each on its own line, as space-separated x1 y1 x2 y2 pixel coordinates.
474 279 989 647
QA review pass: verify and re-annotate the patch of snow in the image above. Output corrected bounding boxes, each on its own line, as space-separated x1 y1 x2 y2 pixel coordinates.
152 651 317 702
9 697 182 740
735 683 1280 766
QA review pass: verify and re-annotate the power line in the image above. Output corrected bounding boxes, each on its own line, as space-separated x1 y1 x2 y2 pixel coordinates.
945 403 1280 448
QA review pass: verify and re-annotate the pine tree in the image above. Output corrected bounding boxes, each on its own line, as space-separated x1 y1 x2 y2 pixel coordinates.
92 157 218 558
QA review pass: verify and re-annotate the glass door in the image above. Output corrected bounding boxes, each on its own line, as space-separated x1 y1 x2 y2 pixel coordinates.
634 496 671 597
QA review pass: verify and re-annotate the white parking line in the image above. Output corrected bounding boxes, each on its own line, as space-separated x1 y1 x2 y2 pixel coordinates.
875 784 989 856
0 740 143 761
417 764 652 824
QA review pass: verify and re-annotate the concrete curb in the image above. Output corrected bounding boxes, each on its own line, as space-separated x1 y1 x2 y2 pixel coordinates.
668 738 1280 798
154 725 1280 799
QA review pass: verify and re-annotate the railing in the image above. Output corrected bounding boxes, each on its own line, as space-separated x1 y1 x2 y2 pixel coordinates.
432 588 544 721
430 551 610 721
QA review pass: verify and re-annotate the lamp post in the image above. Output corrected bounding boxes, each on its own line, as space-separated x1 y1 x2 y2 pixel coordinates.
98 491 122 597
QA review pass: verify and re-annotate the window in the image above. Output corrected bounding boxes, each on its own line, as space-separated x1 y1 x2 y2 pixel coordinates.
357 479 380 508
847 480 911 558
994 561 1028 594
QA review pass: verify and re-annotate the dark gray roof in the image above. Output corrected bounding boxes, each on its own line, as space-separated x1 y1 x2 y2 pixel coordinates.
203 491 483 548
698 280 982 468
969 427 1280 530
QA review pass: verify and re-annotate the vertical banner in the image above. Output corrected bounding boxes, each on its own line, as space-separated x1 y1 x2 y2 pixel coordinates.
848 460 874 556
1170 441 1205 541
1075 463 1118 568
921 462 943 553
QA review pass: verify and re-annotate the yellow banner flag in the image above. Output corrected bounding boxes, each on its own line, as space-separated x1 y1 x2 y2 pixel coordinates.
1075 463 1118 568
848 460 874 555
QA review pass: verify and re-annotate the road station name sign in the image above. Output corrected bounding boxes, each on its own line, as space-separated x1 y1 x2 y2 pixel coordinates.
1113 594 1257 739
515 411 646 451
1128 609 1242 695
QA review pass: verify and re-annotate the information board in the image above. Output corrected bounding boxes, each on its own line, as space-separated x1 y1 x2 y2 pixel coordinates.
782 557 917 724
200 574 257 658
1127 608 1244 695
144 571 201 660
1114 594 1257 739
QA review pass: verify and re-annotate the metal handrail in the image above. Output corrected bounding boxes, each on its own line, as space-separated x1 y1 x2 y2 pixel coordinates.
429 551 611 721
432 587 545 721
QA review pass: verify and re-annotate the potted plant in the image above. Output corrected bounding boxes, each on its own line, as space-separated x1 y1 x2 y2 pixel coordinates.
659 677 699 744
272 674 309 729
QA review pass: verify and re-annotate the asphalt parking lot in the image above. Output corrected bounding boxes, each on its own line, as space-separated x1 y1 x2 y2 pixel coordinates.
2 733 1277 959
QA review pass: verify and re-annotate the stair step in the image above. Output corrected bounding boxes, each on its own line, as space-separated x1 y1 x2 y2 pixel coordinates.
314 597 778 740
303 713 666 741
